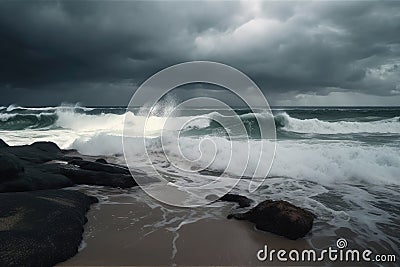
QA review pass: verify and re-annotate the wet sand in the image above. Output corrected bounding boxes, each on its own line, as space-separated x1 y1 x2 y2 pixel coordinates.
59 195 311 266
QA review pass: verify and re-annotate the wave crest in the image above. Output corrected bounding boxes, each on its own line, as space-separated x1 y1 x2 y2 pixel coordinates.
275 112 400 134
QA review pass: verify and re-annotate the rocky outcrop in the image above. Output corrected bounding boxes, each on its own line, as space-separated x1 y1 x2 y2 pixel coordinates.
60 163 137 188
61 158 159 187
228 200 316 240
0 153 24 179
68 159 131 175
0 139 154 266
1 141 64 164
30 141 62 154
0 139 152 192
0 189 98 267
0 167 73 193
0 152 73 193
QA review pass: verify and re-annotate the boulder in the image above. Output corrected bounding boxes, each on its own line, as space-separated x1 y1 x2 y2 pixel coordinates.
228 200 316 240
2 143 63 164
0 172 73 193
68 159 130 175
60 164 137 188
0 153 24 180
198 169 223 177
30 141 62 153
0 167 73 193
219 193 254 208
0 189 98 267
0 153 73 193
95 158 108 164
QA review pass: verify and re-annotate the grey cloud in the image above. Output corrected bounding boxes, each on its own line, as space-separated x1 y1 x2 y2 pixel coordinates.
194 2 400 96
0 1 399 106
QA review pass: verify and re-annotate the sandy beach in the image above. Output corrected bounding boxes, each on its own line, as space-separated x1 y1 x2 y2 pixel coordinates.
59 192 312 266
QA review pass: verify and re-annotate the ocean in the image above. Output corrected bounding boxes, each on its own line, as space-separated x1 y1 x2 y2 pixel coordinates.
0 104 399 256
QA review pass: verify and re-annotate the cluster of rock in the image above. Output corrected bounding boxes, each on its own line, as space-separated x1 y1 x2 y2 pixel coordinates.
0 140 152 192
0 139 146 266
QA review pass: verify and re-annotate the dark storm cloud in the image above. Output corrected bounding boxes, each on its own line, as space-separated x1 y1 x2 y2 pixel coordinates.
193 2 400 96
0 1 399 105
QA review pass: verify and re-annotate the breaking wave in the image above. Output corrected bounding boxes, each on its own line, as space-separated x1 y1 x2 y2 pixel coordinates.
275 112 400 134
1 104 399 137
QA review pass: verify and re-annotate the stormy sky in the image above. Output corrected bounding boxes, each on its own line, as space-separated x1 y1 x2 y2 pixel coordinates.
0 1 399 106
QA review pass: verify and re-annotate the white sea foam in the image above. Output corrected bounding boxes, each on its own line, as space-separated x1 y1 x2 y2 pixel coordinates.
72 133 126 156
55 110 125 133
70 132 400 186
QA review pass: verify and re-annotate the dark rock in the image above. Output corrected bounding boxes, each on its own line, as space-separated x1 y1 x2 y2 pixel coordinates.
62 148 78 153
95 158 108 164
0 141 73 192
198 169 223 177
220 193 253 208
60 156 82 163
1 144 63 164
30 141 62 153
0 139 9 148
228 200 316 240
69 159 130 175
0 152 73 193
0 189 97 267
0 142 155 191
0 173 73 194
59 164 137 188
0 153 24 180
0 166 73 193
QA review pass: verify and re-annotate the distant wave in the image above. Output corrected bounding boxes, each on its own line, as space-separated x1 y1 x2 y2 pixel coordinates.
1 104 400 136
0 104 98 130
0 112 57 130
4 104 94 113
275 112 400 134
180 111 400 136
